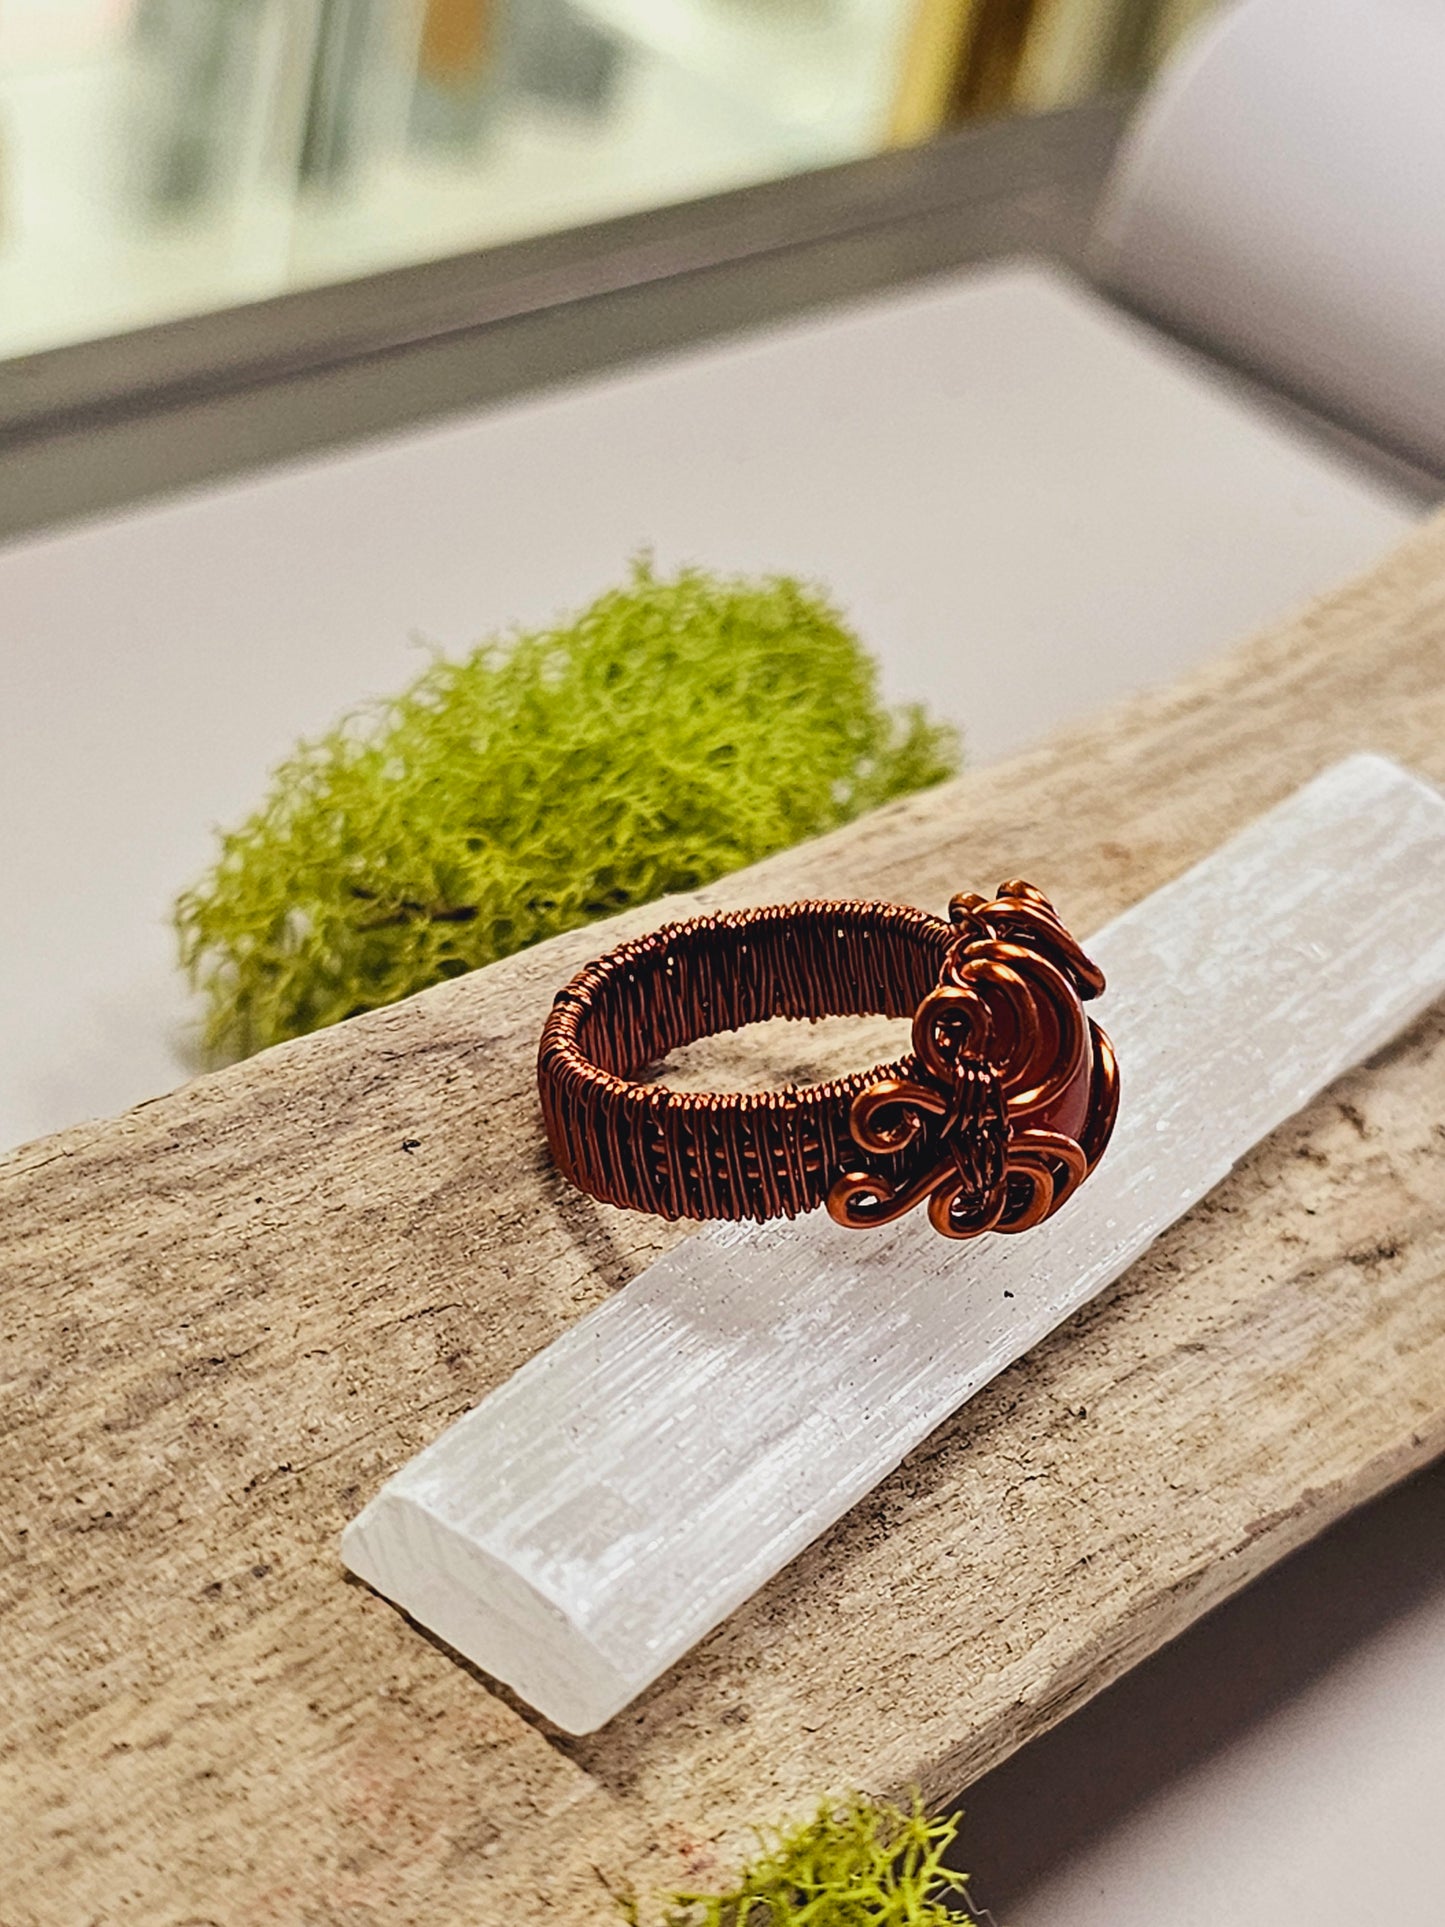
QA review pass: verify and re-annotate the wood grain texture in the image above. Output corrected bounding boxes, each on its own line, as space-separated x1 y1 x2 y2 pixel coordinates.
4 515 1445 1924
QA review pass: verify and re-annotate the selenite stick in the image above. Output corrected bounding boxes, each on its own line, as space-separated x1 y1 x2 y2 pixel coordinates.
342 755 1445 1733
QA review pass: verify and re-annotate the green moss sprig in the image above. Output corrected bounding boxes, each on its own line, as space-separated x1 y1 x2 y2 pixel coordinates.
647 1795 976 1926
176 562 959 1058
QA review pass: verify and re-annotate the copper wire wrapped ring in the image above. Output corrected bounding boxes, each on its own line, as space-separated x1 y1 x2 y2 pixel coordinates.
537 884 1118 1240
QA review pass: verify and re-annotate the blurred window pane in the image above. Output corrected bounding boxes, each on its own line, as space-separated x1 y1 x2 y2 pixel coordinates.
0 1 1218 361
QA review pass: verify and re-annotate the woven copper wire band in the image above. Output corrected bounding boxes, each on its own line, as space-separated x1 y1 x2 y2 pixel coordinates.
537 900 957 1223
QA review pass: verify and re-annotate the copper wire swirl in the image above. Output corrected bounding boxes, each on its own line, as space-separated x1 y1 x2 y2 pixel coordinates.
537 885 1118 1238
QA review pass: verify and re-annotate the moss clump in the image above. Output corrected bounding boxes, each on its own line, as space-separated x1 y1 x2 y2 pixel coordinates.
648 1795 975 1926
177 562 959 1058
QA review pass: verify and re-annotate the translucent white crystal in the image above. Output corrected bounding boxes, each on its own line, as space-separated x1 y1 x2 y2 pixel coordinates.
342 756 1445 1733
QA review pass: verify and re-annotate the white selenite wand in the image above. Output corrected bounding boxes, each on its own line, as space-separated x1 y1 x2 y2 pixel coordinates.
342 754 1445 1733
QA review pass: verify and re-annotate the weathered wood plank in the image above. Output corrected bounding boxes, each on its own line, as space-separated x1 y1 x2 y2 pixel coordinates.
4 515 1445 1924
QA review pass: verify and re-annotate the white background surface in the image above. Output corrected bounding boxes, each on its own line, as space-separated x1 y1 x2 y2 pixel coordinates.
1014 1575 1445 1925
0 261 1420 1150
1099 0 1445 473
0 260 1439 1919
964 1456 1445 1923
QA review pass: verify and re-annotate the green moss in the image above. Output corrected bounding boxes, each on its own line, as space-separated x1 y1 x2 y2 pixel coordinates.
645 1795 975 1926
176 561 959 1058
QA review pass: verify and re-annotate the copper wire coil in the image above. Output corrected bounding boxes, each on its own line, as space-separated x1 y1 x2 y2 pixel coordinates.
539 887 1116 1235
537 900 959 1223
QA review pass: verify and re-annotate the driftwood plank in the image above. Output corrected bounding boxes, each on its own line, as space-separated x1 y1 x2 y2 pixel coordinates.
4 515 1445 1925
